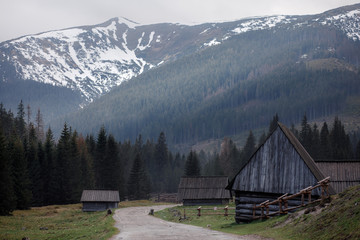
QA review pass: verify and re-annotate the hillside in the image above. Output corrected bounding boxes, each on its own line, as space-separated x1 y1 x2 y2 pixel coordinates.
156 185 360 239
55 4 360 150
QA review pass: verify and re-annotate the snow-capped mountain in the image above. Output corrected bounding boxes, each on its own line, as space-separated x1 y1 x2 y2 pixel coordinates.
1 4 359 107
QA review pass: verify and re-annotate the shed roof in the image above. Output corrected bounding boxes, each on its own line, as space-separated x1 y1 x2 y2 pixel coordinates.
80 190 120 202
177 176 231 201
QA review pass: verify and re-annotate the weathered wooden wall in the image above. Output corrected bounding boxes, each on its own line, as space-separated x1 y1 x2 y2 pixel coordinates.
316 161 360 193
82 202 118 212
232 127 321 195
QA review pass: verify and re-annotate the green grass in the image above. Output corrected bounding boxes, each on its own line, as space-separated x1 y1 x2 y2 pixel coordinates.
156 185 360 240
0 204 117 240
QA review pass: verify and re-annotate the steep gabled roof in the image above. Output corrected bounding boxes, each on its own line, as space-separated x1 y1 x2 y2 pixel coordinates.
277 122 326 182
227 122 335 194
80 190 120 202
177 176 231 201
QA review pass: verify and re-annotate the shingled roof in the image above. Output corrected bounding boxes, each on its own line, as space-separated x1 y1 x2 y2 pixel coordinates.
177 176 231 201
80 190 120 202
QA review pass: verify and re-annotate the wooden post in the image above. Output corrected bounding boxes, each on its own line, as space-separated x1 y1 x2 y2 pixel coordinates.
224 206 228 216
266 204 269 217
308 192 311 204
197 206 201 217
301 193 304 206
184 208 186 219
279 201 283 214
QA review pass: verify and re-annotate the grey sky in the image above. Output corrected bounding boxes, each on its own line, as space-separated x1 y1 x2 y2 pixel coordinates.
1 0 359 42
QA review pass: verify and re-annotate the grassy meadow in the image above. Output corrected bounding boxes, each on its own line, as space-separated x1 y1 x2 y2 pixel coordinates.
0 204 117 240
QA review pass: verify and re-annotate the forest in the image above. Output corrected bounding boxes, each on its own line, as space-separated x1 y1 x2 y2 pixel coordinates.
58 26 360 148
1 101 359 215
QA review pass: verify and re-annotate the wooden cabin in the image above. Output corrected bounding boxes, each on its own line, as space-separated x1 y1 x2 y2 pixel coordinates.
80 190 120 212
315 160 360 193
177 176 231 206
227 122 335 222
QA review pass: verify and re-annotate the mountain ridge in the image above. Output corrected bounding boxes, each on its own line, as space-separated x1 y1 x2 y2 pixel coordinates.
1 4 360 145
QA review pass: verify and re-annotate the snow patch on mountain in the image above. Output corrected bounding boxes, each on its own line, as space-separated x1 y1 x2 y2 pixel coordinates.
232 16 293 34
321 9 360 41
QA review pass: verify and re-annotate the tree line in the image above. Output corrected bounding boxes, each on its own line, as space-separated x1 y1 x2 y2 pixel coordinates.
0 101 189 215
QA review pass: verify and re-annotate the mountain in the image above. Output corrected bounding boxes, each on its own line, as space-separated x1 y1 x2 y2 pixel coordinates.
1 4 360 149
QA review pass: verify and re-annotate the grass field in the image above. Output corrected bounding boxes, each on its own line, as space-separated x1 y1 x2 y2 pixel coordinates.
0 200 172 240
0 204 117 240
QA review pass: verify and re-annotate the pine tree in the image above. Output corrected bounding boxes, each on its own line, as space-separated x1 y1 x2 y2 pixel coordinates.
127 153 150 200
56 123 71 204
243 130 256 161
10 136 32 209
68 131 82 203
0 128 16 215
104 134 120 190
319 122 331 160
95 126 107 189
15 100 26 139
153 132 169 192
26 124 43 206
43 128 56 205
299 114 312 154
184 150 201 176
311 124 320 159
330 117 353 159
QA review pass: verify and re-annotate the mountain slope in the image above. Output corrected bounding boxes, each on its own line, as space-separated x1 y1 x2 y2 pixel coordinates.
1 4 360 143
55 4 360 150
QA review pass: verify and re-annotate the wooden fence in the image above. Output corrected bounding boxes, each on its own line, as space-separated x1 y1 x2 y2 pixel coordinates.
183 206 236 218
251 177 331 220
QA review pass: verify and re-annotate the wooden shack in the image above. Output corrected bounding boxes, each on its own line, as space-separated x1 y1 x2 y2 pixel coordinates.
177 176 231 206
227 122 335 222
80 190 120 212
316 160 360 193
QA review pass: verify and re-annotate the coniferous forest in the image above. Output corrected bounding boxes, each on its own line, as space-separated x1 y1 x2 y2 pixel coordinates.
1 101 359 215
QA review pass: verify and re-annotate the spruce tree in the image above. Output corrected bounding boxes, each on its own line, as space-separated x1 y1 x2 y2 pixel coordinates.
154 132 169 192
184 150 201 177
127 153 150 200
56 123 71 204
330 117 353 159
319 122 331 160
95 126 107 189
0 128 16 215
10 136 32 209
299 114 312 154
43 128 56 205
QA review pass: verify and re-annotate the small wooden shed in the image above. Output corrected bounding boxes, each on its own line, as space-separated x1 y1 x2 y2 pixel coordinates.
227 122 335 222
80 190 120 212
316 160 360 193
177 176 231 206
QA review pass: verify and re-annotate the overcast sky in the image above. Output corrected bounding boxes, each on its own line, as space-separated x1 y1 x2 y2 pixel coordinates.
1 0 359 42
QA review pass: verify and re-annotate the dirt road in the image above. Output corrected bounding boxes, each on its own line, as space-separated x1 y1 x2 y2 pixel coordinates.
109 205 272 240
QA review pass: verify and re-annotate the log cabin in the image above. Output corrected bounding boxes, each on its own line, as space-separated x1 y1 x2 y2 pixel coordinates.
177 176 231 206
80 190 120 212
227 122 335 222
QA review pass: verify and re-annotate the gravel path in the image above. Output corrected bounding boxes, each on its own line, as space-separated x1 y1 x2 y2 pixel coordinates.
109 205 272 240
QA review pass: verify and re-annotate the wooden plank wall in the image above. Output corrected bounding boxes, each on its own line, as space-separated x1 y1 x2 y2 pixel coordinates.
232 127 321 195
316 161 360 193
